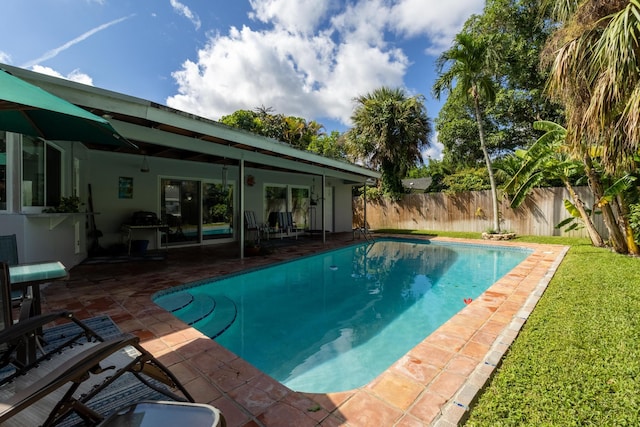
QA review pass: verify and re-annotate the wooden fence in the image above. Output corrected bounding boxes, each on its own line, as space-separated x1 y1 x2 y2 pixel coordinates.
353 186 607 238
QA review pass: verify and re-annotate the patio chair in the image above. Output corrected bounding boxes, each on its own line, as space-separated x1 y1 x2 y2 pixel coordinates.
0 235 30 316
0 234 18 266
0 262 11 333
268 212 302 239
244 211 262 243
284 212 304 238
0 301 196 425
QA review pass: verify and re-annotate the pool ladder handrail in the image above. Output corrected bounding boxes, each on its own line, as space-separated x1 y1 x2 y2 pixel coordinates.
353 226 374 242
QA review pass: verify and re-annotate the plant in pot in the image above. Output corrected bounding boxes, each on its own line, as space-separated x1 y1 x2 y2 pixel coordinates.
42 196 83 213
481 227 516 240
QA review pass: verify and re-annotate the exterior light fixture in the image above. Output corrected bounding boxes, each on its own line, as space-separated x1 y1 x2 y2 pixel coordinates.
140 155 150 173
222 164 228 189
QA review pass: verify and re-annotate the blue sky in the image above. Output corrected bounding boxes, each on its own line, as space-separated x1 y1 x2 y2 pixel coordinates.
0 0 484 160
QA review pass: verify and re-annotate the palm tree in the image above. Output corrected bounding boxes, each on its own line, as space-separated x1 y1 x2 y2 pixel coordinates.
433 33 501 232
347 87 431 197
543 0 640 171
541 0 640 253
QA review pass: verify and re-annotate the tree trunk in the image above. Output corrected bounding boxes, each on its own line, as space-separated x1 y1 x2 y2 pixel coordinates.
583 153 628 253
616 194 640 255
473 93 500 233
564 180 605 247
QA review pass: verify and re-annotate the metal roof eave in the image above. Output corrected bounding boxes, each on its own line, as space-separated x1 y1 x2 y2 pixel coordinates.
112 119 375 183
142 106 378 179
1 63 379 183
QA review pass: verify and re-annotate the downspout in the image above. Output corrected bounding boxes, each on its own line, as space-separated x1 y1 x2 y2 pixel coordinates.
322 173 326 244
239 159 245 259
363 180 367 231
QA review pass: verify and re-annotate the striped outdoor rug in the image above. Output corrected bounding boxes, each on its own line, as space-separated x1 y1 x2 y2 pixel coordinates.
6 316 173 427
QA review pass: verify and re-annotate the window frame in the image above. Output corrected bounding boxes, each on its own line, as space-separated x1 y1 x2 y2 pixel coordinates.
21 136 65 213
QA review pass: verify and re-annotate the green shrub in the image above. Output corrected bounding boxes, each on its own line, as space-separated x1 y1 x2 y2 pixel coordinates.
442 168 489 194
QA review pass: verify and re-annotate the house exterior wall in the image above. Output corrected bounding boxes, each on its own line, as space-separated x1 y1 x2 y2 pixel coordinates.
1 139 361 268
0 65 378 268
83 150 358 257
0 138 90 268
333 184 354 232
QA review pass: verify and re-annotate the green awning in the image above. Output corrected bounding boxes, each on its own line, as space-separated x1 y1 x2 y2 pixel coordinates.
0 69 136 148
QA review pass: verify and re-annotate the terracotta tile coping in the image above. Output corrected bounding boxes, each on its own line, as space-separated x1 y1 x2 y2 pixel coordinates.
40 235 568 426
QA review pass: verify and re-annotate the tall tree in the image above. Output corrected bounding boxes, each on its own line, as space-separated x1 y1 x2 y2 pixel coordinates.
541 0 640 253
307 131 346 159
346 87 431 197
220 107 327 151
435 0 562 168
435 85 487 167
543 0 640 170
434 34 502 232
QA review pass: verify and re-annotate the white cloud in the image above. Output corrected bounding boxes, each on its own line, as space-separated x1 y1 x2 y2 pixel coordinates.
423 131 444 161
0 51 11 64
169 0 201 30
167 0 480 126
249 0 337 34
389 0 484 53
30 65 94 86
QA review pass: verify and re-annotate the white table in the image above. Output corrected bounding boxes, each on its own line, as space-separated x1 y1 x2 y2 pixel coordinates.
9 261 68 317
8 261 68 363
120 224 169 255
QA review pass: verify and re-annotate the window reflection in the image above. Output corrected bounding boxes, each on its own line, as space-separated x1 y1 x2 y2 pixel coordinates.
21 137 62 208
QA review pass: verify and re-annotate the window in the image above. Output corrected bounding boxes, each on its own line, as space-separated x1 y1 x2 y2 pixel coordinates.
202 181 234 240
290 186 310 228
22 137 62 208
264 184 310 229
264 185 287 224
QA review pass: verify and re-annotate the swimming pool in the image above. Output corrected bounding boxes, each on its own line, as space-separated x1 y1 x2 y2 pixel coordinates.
154 238 531 393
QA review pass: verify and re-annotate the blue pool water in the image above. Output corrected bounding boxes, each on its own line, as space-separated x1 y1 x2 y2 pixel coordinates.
154 238 530 392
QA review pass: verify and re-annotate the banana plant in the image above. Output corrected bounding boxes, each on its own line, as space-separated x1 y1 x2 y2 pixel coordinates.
503 120 605 246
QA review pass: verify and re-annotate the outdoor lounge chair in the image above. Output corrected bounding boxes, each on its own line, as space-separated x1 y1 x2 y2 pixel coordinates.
244 210 263 243
0 310 196 426
267 212 302 239
283 212 304 237
0 263 196 426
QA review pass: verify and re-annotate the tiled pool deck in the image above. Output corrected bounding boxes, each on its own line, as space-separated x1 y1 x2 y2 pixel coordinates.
40 233 568 426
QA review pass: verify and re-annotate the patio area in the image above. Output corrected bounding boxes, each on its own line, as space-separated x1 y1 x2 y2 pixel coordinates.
39 233 568 426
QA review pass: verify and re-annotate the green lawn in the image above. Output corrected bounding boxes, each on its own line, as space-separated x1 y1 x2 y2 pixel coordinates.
378 230 640 425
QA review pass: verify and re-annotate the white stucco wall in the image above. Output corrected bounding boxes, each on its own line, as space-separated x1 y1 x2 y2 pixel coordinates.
2 143 361 269
87 151 350 250
332 184 355 232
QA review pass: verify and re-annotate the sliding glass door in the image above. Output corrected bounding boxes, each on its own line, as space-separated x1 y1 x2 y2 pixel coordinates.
161 179 201 245
202 182 233 240
161 178 234 245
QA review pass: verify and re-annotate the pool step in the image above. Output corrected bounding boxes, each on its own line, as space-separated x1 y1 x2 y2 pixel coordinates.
156 292 217 325
193 295 238 339
155 292 237 338
155 292 194 312
179 294 217 325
